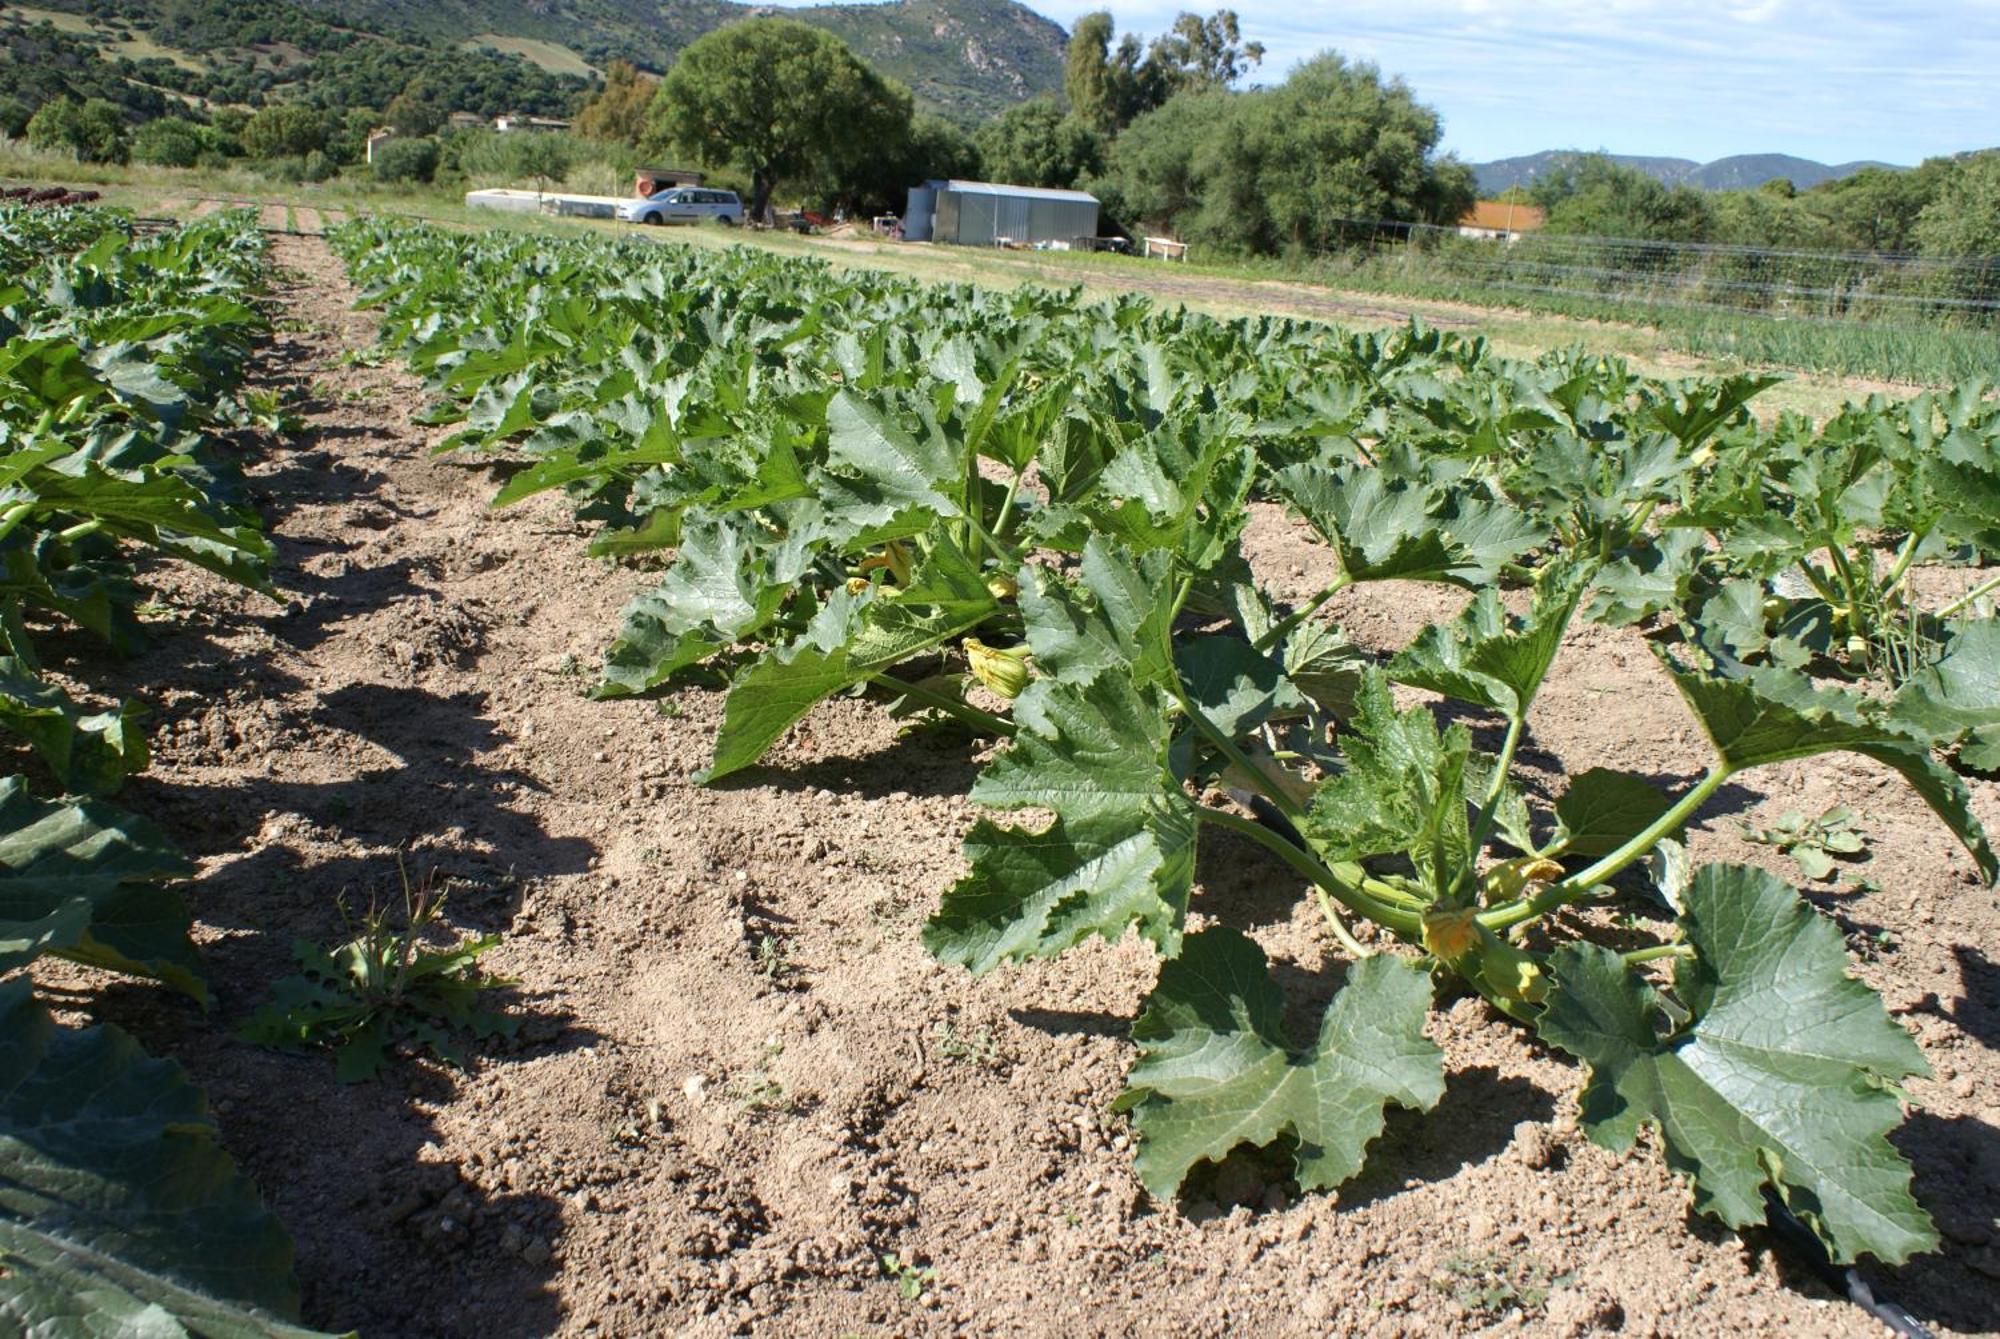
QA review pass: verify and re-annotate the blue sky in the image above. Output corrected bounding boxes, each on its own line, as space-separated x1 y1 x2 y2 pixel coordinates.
765 1 2000 165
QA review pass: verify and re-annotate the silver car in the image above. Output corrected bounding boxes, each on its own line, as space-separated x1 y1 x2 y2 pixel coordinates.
618 188 743 227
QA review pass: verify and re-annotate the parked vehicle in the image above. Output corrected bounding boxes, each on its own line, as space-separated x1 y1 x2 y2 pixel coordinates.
617 188 743 227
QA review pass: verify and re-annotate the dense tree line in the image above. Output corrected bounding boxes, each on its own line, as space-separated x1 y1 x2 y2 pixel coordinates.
1528 151 2000 260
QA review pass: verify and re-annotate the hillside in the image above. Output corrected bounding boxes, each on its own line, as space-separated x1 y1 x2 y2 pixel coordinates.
304 0 1067 123
1474 149 1901 195
1 0 587 118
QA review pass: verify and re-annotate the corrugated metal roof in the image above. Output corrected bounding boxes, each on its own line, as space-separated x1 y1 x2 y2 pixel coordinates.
936 179 1100 204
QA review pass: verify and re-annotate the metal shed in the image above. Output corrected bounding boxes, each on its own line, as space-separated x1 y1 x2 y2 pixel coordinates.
905 179 1099 248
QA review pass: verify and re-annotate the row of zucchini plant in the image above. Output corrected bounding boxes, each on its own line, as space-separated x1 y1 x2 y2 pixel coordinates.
0 206 332 1336
336 218 2000 1273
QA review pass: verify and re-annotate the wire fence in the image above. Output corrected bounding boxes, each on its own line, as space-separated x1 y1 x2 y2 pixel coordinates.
1320 218 2000 328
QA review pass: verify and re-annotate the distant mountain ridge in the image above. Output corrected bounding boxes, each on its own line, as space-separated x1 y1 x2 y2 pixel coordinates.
305 0 1068 122
1473 150 1903 195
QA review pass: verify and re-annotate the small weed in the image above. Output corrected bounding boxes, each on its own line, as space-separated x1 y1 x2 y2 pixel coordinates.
878 1252 935 1302
754 933 794 982
1431 1250 1569 1323
726 1041 796 1114
930 1020 1003 1070
340 345 389 368
654 698 685 720
239 860 516 1081
133 599 183 622
1743 805 1869 881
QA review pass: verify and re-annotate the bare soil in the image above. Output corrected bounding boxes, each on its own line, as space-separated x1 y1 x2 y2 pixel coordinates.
72 235 2000 1338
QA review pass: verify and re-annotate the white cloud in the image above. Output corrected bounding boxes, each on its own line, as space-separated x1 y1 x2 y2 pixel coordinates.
757 1 2000 164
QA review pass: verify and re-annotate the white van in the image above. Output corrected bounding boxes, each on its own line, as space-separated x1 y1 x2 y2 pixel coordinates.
618 188 744 227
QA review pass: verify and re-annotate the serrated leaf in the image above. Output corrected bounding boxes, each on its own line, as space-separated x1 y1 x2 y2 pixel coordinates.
1017 538 1175 687
595 516 804 696
0 658 149 796
1174 636 1307 742
1273 464 1540 587
0 980 334 1336
0 777 201 1000
698 543 999 782
1554 768 1675 859
1302 674 1471 893
1890 618 2000 755
1389 559 1591 716
1587 530 1708 627
1280 620 1369 720
1123 929 1444 1200
923 676 1194 974
1661 652 1998 882
1538 864 1936 1265
823 388 961 522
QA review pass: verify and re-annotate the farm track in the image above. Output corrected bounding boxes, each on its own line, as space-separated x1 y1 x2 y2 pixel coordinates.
80 235 2000 1337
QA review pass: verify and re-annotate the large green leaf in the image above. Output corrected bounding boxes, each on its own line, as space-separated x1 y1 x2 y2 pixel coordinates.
1272 464 1541 587
0 777 200 999
1538 864 1936 1265
1122 929 1444 1200
596 515 814 696
822 388 962 524
1302 673 1472 893
1890 618 2000 769
0 658 149 796
0 981 336 1337
1662 652 1998 882
1553 768 1675 859
698 542 999 782
1016 538 1176 688
924 676 1194 974
1174 635 1307 742
1389 559 1591 716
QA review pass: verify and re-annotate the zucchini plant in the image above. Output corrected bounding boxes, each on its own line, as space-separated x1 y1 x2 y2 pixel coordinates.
926 500 1990 1268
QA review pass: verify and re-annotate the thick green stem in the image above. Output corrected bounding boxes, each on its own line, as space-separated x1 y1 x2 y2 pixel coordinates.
1196 804 1423 939
1481 765 1732 931
0 501 37 546
1622 943 1694 965
1880 527 1927 601
992 464 1028 546
1313 885 1372 959
962 508 1022 571
1939 569 2000 619
1253 572 1354 654
1826 543 1870 626
1450 712 1526 902
1794 559 1841 607
56 518 104 544
866 671 1015 739
1159 576 1312 826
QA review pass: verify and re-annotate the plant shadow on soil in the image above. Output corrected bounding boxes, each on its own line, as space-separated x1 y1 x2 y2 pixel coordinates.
137 985 586 1336
1880 1111 2000 1333
717 721 989 803
72 663 601 1336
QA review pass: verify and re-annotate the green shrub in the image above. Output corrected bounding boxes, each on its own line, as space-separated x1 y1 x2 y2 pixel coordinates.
241 103 325 160
0 96 30 140
25 96 129 165
132 117 205 169
371 136 439 184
